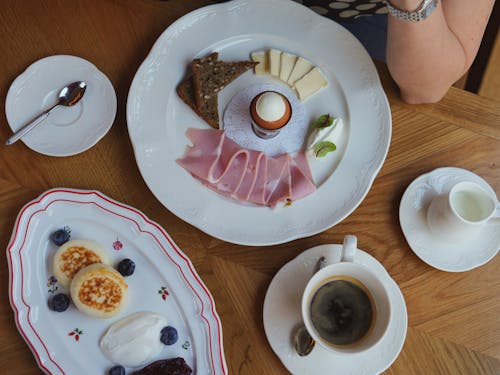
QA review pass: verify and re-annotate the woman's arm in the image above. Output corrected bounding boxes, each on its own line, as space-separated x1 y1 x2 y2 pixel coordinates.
386 0 495 104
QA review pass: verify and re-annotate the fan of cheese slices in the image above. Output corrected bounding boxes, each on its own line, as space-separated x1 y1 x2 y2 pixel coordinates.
250 49 328 101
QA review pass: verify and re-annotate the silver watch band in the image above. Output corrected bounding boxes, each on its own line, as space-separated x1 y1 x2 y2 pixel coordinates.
385 0 439 22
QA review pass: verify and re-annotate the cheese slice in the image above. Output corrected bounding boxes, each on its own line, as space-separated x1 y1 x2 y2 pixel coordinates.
251 51 269 75
294 67 328 101
279 52 297 83
269 49 282 77
287 57 313 85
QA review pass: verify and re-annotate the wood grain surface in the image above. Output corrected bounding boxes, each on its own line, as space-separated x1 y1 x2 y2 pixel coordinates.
0 1 499 374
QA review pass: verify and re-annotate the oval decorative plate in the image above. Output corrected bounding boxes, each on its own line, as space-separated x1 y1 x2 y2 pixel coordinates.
7 188 227 375
127 0 391 246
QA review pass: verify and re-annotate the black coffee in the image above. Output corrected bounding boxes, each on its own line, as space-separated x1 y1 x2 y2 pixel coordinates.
310 277 374 346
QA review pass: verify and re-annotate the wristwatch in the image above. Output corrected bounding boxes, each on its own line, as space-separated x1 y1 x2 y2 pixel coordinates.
385 0 439 22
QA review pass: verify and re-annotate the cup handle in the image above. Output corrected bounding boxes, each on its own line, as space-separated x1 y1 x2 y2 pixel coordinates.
490 204 500 224
340 235 357 262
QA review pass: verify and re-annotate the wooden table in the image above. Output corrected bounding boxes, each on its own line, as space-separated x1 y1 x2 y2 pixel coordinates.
1 1 499 374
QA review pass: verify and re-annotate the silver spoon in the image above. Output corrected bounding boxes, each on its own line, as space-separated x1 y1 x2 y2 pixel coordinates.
5 81 87 145
294 324 315 357
294 256 326 356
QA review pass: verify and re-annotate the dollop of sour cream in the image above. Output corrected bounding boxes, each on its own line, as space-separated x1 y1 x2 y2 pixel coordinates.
256 92 286 122
100 311 168 367
306 117 344 157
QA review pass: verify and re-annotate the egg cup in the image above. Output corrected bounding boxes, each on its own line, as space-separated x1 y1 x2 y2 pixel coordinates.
250 91 292 139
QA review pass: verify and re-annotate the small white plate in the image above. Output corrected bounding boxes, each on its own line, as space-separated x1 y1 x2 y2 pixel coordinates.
5 55 116 156
263 244 407 375
7 188 227 375
400 167 500 272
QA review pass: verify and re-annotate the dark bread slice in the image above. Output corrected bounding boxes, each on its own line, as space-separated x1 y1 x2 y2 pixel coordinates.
177 77 220 129
176 77 197 113
176 52 220 129
192 58 257 127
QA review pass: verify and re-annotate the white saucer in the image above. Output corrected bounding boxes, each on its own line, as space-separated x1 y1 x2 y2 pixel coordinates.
5 55 117 156
400 167 500 272
263 244 407 375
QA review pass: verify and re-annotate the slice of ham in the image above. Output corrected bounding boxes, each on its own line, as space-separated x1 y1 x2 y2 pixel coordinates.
265 154 291 207
176 128 316 207
247 153 268 205
290 151 316 201
212 142 249 193
176 128 225 181
234 150 266 201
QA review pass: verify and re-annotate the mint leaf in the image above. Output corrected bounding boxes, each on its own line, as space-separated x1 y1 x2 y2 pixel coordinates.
313 114 334 129
314 141 336 157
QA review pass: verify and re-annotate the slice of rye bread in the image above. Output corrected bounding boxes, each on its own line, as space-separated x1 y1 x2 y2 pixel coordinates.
177 77 220 129
192 58 257 128
177 52 220 129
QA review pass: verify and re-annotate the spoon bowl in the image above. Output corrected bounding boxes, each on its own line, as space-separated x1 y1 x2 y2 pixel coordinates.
294 324 315 356
293 256 326 356
59 81 87 106
5 81 87 145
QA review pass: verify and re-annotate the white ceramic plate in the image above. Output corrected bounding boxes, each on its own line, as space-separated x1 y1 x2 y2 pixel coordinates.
127 0 391 245
400 167 500 272
263 244 407 375
7 188 227 375
5 55 116 156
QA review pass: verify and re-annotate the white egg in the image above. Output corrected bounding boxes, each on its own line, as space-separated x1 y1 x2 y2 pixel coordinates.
256 92 286 122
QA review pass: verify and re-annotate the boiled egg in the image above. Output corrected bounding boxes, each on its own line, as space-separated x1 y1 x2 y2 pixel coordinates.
250 91 292 130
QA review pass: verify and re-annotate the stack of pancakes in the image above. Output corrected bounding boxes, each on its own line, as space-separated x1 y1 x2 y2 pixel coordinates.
53 239 128 318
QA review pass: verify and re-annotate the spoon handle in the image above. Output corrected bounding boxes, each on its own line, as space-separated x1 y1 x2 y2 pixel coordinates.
5 103 59 145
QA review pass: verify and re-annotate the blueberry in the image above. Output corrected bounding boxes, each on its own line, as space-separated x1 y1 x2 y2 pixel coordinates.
160 326 178 345
49 293 70 312
117 259 135 277
50 228 71 246
108 365 125 375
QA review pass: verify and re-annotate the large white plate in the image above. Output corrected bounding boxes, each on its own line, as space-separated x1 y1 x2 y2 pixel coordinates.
7 188 227 375
127 0 391 245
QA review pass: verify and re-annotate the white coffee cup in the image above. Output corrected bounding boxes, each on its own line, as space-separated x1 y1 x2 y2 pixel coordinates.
301 235 391 354
427 181 500 241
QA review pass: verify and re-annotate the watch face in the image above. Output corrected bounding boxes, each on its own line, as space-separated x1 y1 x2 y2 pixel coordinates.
422 0 438 19
387 0 438 21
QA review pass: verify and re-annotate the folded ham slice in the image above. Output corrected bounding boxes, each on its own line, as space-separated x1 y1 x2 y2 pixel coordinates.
177 128 316 207
290 152 317 201
265 154 290 207
234 150 266 201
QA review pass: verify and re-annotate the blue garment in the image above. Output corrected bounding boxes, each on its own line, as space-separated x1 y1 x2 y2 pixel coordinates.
294 0 389 61
213 0 389 61
337 14 388 62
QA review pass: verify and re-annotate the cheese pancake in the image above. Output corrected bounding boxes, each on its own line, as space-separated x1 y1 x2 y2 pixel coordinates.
70 263 128 319
53 239 110 288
